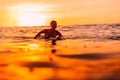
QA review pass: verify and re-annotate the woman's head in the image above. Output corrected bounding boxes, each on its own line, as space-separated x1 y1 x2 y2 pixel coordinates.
50 20 57 29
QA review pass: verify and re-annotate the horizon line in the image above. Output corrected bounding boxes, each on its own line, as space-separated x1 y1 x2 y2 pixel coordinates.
0 23 120 27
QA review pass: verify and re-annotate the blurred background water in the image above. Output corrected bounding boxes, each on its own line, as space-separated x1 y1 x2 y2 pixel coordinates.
0 24 120 80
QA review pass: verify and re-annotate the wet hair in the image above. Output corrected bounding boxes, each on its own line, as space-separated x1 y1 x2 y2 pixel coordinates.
50 20 57 25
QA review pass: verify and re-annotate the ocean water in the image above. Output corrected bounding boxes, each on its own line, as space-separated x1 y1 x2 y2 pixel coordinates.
0 24 120 80
0 24 120 40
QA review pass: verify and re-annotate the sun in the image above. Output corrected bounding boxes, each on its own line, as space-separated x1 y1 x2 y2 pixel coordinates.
17 13 48 26
9 4 49 26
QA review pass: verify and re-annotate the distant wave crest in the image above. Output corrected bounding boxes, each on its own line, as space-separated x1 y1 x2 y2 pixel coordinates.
0 24 120 40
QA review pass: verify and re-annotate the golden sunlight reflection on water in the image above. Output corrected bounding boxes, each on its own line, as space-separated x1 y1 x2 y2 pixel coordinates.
0 40 120 80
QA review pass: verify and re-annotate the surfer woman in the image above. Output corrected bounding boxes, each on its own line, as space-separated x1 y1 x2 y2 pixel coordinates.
34 20 62 40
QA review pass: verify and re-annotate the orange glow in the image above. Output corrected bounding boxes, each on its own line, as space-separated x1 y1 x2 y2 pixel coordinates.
9 4 49 26
17 13 48 26
0 40 120 80
28 43 40 50
0 0 120 26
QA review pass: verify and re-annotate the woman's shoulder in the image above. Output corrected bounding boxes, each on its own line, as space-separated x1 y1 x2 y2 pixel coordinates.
55 30 61 33
41 29 50 32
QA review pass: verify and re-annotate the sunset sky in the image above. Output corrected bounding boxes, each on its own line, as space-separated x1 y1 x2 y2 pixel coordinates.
0 0 120 26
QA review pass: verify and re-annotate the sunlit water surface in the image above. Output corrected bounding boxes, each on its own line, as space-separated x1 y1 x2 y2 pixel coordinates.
0 25 120 80
0 39 120 80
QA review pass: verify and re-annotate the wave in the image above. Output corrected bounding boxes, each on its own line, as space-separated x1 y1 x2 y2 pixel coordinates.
0 25 120 40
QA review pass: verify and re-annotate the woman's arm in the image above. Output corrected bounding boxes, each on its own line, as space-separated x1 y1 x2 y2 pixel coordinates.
57 31 62 37
34 32 41 39
34 29 46 39
56 31 64 40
